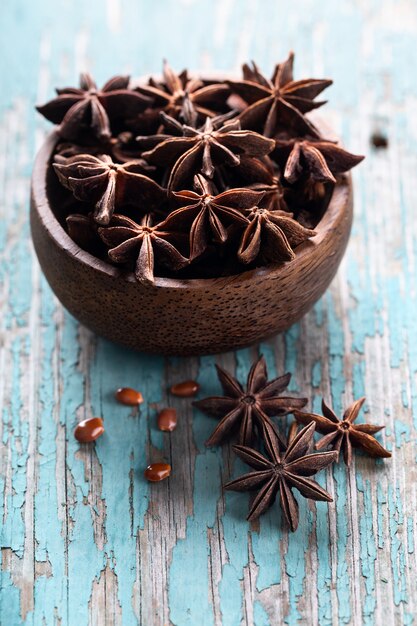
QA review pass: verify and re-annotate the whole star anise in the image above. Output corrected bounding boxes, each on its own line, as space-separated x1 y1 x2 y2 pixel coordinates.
274 137 364 184
54 154 166 225
193 355 307 446
37 73 151 141
98 214 188 283
237 204 315 265
164 174 260 259
227 52 332 137
141 115 275 189
225 421 337 531
135 60 230 122
293 397 391 466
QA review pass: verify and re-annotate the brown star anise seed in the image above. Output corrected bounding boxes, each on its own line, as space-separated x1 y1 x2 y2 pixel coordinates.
135 60 230 123
37 73 151 140
227 52 332 137
237 205 316 265
164 174 260 259
293 397 392 467
54 154 166 225
274 137 364 184
225 421 337 531
141 115 275 190
193 355 307 446
98 214 188 284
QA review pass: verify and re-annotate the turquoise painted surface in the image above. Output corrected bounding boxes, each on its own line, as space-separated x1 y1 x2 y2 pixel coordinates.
1 0 417 624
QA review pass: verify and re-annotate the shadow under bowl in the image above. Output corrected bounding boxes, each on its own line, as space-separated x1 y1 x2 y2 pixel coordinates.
30 132 353 356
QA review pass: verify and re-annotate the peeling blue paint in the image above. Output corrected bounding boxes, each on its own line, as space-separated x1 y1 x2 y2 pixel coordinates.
1 0 417 624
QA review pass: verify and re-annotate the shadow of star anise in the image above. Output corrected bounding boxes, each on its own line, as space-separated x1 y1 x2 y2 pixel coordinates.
225 421 337 531
193 355 308 447
54 154 166 225
293 397 392 467
274 137 364 184
164 174 260 260
227 52 332 138
140 114 275 190
37 73 151 141
135 60 230 123
98 214 188 284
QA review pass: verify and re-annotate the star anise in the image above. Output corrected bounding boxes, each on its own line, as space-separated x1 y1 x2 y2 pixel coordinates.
226 156 288 212
293 398 391 466
98 214 188 284
136 109 237 151
237 204 315 265
227 52 332 137
54 154 166 225
193 355 307 446
135 60 230 122
37 73 151 141
141 115 275 189
274 137 364 184
66 213 105 256
225 421 337 531
164 174 260 259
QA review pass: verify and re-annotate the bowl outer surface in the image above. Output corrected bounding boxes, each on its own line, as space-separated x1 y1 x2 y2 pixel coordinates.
30 132 353 355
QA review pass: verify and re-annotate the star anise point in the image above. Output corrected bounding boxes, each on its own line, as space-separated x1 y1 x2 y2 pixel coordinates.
225 421 336 531
293 398 391 466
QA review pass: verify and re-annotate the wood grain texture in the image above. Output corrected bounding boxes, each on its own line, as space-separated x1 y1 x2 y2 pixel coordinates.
1 0 416 624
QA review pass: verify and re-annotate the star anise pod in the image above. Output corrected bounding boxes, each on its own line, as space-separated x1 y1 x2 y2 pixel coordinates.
141 115 275 189
226 156 288 212
36 73 151 141
54 154 166 225
227 52 332 137
98 214 188 284
135 60 230 122
164 174 260 260
136 109 237 151
274 137 364 184
66 213 105 256
225 421 337 531
237 203 315 265
193 355 307 446
293 398 391 467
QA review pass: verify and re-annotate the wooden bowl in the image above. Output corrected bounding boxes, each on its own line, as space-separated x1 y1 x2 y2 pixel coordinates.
30 132 352 356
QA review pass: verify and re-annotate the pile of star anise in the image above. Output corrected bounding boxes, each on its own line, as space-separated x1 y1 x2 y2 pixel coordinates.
194 356 391 532
37 54 364 284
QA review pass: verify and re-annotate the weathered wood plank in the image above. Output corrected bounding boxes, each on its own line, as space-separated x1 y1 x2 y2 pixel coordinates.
1 0 417 624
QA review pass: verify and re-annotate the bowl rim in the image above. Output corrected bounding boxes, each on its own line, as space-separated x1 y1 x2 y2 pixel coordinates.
31 127 351 290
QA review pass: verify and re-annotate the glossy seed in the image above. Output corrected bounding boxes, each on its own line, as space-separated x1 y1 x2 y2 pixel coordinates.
115 387 144 406
170 380 199 397
74 417 104 443
144 462 171 482
157 408 177 432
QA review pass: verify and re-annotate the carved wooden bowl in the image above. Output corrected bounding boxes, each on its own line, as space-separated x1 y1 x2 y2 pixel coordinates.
30 131 353 356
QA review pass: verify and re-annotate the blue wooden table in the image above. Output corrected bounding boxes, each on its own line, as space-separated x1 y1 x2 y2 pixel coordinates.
1 1 416 624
